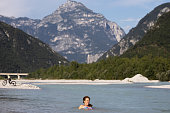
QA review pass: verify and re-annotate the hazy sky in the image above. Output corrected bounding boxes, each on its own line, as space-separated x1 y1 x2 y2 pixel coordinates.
0 0 169 33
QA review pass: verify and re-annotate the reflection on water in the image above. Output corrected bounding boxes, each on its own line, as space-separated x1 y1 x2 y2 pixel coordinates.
0 83 170 113
0 97 27 101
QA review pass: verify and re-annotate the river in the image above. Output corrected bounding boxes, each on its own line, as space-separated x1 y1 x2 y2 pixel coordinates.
0 82 170 113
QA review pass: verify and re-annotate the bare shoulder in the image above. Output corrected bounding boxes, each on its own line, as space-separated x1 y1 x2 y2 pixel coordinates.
78 105 84 109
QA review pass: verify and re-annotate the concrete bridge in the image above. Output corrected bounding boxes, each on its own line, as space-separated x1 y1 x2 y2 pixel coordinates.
0 73 28 79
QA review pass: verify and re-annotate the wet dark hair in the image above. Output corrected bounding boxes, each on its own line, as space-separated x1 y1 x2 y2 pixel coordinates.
83 96 90 103
88 104 93 107
83 96 93 107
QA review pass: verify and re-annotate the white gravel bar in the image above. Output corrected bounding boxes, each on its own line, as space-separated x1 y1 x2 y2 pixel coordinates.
145 85 170 89
0 80 40 89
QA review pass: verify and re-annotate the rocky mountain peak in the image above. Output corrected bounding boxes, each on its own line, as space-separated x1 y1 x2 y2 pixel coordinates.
0 0 125 63
65 0 85 8
55 0 90 14
40 0 93 25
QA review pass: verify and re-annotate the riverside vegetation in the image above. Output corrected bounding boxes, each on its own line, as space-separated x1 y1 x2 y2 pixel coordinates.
28 56 170 81
28 12 170 81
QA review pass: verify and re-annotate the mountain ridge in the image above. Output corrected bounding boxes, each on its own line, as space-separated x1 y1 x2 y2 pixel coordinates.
98 3 170 61
0 21 68 73
0 0 125 63
121 11 170 58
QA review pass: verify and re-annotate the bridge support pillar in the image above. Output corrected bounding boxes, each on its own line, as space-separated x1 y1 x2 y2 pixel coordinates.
17 75 20 80
7 75 10 79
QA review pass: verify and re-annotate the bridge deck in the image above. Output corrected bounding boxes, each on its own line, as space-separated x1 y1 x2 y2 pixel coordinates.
0 73 28 79
0 73 28 75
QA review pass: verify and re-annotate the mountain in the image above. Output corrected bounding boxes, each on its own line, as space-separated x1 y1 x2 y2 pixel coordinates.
99 3 170 60
29 12 170 80
0 0 125 63
0 21 68 73
121 11 170 58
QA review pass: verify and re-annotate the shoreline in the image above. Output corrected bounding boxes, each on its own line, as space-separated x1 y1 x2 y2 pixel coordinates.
0 79 160 83
0 81 40 89
1 79 170 89
12 79 160 83
0 79 159 85
0 79 129 89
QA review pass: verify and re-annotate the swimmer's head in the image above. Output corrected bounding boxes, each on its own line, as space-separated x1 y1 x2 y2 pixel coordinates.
83 96 92 107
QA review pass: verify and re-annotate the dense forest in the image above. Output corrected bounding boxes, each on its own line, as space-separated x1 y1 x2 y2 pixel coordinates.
0 21 68 73
28 12 170 81
28 55 170 81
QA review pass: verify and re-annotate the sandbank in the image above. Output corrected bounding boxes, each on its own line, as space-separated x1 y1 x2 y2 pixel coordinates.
16 79 129 85
0 80 40 89
145 85 170 89
122 74 159 83
4 79 159 85
0 79 162 89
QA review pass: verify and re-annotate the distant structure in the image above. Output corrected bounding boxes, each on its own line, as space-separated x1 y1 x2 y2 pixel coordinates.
0 73 28 79
87 54 103 64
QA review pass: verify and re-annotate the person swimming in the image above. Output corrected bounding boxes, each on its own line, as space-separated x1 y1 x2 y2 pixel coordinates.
78 96 93 110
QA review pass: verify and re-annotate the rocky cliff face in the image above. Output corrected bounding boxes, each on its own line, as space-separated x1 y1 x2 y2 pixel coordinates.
121 11 170 58
0 0 125 63
99 3 170 60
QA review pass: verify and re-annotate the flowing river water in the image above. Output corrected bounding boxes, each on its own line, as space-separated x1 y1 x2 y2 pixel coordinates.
0 82 170 113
